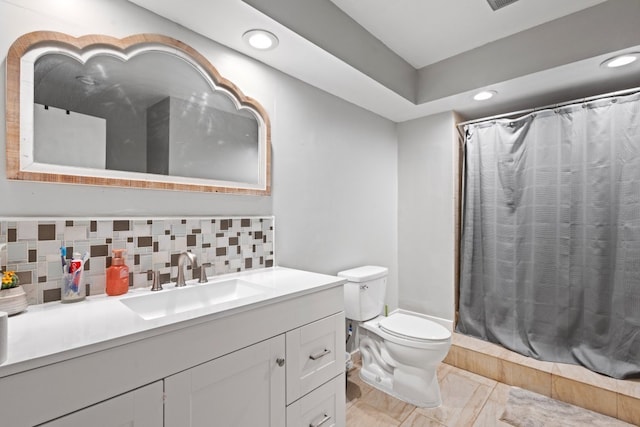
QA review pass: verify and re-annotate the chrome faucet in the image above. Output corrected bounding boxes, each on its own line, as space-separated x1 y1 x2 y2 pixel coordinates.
176 251 198 287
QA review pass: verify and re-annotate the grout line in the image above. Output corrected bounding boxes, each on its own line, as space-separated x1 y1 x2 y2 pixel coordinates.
470 381 499 426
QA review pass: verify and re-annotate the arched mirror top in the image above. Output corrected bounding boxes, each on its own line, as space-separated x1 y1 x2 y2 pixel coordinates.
6 31 271 194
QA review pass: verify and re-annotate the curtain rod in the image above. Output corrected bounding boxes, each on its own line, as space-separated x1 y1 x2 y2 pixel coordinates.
456 86 640 129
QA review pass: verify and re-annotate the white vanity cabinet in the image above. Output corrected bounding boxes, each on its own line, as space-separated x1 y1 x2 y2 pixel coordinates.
165 335 286 427
0 270 345 427
286 313 346 427
163 313 346 427
287 376 345 427
39 382 163 427
286 313 344 404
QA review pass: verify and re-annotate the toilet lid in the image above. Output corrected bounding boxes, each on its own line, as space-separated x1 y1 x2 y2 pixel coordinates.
379 313 451 341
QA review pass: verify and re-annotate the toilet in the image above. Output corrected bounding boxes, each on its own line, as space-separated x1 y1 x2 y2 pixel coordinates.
338 266 451 408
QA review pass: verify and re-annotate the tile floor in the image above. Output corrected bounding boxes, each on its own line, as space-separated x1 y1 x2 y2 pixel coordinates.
346 362 567 426
447 333 640 424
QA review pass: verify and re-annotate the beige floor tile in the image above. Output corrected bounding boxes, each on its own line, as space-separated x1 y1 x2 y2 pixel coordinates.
488 383 512 405
346 401 401 427
415 371 493 426
446 333 634 423
443 344 459 366
452 333 509 359
351 351 362 367
456 349 501 382
449 364 498 388
451 332 478 348
501 349 554 373
437 362 454 382
617 377 640 400
552 362 618 393
399 412 447 427
358 381 416 423
346 363 634 427
455 347 483 372
471 401 511 427
551 375 618 418
346 369 368 409
617 394 640 426
470 383 513 427
451 332 468 345
471 398 511 427
500 359 551 397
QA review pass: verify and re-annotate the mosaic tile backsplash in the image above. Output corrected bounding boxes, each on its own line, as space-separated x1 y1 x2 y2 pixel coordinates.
0 217 274 305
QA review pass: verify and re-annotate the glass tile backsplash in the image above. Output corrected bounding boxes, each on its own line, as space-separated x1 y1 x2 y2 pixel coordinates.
0 217 275 305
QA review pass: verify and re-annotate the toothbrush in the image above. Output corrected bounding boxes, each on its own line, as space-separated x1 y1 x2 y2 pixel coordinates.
71 267 81 293
60 247 67 273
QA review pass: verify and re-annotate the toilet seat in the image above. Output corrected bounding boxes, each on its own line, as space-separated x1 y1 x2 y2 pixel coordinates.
379 313 450 343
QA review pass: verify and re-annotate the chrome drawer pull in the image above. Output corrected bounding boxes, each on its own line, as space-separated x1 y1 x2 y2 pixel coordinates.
310 414 331 427
309 349 332 360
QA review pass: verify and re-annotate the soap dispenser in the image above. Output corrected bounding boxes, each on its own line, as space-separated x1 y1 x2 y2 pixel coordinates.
106 249 129 296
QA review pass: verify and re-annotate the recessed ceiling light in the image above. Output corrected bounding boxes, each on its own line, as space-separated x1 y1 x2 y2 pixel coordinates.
601 53 639 68
473 90 497 101
242 29 279 51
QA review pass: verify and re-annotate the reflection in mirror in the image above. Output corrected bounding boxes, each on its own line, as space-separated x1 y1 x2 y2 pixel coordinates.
6 32 271 194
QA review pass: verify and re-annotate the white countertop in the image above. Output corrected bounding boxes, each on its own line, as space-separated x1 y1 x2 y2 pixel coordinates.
1 267 345 378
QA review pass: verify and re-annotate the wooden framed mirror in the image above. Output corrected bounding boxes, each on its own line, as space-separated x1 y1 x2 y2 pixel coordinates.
6 31 271 194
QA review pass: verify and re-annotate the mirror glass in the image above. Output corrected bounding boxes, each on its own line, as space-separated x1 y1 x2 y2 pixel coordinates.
6 32 271 194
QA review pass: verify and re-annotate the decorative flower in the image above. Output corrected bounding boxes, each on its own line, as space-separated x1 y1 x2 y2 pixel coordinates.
1 271 20 290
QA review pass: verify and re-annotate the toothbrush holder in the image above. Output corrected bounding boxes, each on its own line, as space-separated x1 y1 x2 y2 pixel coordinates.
61 270 85 303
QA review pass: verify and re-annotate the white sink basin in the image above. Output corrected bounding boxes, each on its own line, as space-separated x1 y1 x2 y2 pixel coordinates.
120 279 271 320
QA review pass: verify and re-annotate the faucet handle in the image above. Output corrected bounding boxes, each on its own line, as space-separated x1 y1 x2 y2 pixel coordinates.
198 265 208 283
150 270 163 291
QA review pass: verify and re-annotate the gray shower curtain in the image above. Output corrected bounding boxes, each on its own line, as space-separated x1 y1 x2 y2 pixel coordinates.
457 91 640 379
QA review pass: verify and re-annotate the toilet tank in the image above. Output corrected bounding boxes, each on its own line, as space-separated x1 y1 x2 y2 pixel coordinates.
338 266 388 321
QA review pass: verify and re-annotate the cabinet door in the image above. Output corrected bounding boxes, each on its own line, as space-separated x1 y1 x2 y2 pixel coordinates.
286 373 345 427
40 381 163 427
286 312 345 404
165 334 286 427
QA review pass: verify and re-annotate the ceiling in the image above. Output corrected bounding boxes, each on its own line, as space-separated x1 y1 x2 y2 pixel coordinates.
329 0 607 69
128 0 640 123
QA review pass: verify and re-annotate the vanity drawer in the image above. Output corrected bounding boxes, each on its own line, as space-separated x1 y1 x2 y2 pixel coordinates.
286 312 345 404
286 373 345 427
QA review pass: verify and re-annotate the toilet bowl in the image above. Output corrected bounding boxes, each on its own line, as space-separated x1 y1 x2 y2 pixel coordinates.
338 266 451 408
360 312 451 407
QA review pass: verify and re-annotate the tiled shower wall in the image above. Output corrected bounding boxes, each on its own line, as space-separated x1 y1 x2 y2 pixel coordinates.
0 217 274 305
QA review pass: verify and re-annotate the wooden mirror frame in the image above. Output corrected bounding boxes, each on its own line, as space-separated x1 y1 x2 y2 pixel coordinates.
6 31 271 195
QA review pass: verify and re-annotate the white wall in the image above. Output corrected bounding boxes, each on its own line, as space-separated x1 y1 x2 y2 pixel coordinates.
0 0 398 300
397 112 457 321
273 79 399 309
